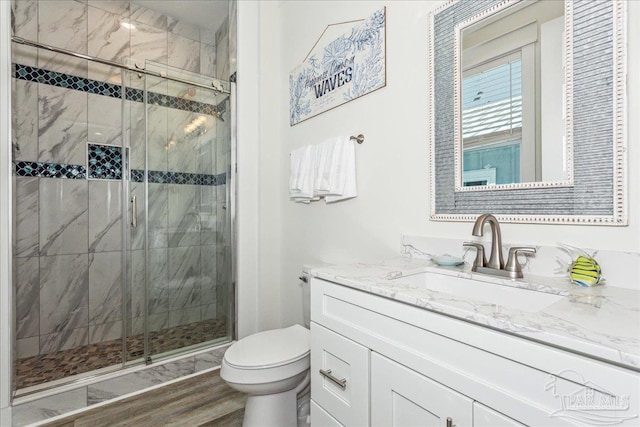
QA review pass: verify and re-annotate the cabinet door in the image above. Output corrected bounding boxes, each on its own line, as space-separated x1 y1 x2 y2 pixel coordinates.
311 400 345 427
371 352 473 427
473 402 527 427
311 322 370 426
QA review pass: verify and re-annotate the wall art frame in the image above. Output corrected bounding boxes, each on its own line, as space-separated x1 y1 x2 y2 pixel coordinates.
289 7 386 126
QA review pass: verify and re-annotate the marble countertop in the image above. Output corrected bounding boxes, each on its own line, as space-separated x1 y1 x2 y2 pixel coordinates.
308 257 640 371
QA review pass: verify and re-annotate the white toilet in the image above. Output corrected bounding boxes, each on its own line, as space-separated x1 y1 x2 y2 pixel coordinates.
221 279 311 427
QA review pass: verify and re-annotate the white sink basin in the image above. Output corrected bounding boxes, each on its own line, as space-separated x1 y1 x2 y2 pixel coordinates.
390 272 563 313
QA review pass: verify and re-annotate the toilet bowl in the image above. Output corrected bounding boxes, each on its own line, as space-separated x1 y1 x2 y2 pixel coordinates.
221 324 310 427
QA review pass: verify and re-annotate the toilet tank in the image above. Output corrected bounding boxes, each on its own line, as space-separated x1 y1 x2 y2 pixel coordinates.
301 273 311 328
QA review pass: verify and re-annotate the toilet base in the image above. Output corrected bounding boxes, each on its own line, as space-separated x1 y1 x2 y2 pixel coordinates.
243 388 297 427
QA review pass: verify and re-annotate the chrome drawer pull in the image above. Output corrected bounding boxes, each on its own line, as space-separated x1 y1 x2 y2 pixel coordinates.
446 417 454 427
319 369 347 390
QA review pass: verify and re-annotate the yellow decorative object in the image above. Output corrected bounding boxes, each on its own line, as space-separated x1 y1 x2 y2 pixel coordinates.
569 255 602 287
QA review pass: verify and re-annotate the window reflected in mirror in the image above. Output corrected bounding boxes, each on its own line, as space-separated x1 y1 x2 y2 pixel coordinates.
459 0 567 187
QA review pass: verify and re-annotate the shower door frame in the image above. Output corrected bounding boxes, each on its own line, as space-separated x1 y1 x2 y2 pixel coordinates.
129 62 235 365
1 0 15 420
1 23 237 404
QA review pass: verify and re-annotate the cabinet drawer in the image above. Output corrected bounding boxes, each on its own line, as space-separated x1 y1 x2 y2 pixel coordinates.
474 402 527 427
311 400 344 427
311 322 369 426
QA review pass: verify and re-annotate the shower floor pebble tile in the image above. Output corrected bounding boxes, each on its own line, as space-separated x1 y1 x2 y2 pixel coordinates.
15 318 227 390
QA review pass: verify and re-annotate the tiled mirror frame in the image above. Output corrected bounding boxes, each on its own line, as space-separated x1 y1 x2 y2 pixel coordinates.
429 0 627 225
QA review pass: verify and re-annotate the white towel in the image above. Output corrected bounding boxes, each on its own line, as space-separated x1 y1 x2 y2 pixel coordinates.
290 137 357 204
289 145 318 203
324 137 357 203
313 137 340 196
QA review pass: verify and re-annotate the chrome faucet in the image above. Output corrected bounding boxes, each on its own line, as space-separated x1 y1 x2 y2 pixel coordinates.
464 214 536 279
472 214 504 269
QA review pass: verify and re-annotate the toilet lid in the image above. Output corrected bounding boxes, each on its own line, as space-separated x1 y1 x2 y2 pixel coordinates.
224 324 310 369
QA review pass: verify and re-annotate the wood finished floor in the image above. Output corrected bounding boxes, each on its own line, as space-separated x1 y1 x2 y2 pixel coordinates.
40 369 245 427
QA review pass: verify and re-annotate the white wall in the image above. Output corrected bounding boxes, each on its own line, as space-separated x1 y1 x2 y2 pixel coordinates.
236 1 261 338
256 3 284 333
252 0 440 329
241 0 640 330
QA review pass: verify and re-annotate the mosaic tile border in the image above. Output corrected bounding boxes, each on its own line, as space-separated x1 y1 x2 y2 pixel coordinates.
147 92 217 116
14 161 86 179
14 161 226 186
14 64 121 98
14 63 220 116
88 144 123 180
131 169 144 183
132 170 227 186
125 87 144 103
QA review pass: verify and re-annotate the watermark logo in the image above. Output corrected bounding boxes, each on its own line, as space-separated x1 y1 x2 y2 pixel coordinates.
545 370 637 425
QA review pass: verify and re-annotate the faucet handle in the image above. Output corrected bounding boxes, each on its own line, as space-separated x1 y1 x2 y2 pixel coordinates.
463 242 487 271
505 247 537 278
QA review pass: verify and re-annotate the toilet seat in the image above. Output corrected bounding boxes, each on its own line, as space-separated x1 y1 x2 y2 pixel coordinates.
221 325 310 386
224 324 310 369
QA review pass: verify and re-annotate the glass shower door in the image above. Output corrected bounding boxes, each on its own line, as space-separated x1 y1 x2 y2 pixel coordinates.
11 32 233 397
124 63 232 362
122 67 148 363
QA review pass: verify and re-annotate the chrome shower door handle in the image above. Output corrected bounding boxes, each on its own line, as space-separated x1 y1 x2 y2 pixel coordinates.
131 195 137 228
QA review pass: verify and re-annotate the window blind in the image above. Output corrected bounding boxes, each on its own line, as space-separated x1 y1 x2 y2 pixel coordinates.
462 59 522 144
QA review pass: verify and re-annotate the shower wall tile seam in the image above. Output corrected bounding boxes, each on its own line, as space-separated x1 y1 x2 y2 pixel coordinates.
14 249 123 259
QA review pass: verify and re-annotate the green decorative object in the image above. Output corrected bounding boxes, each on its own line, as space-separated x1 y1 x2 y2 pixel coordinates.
569 255 602 287
559 243 603 287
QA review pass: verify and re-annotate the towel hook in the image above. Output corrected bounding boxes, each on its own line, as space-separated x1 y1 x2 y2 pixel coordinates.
350 134 365 144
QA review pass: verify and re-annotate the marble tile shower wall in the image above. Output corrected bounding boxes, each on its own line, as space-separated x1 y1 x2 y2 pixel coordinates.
11 0 231 359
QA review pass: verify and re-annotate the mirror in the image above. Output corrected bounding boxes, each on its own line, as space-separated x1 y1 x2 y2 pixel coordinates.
430 0 627 224
459 1 568 188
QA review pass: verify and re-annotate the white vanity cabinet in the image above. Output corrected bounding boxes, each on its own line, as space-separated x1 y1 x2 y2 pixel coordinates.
309 277 640 427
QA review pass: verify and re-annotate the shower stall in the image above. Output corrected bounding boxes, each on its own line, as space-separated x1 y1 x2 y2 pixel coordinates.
9 0 235 399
